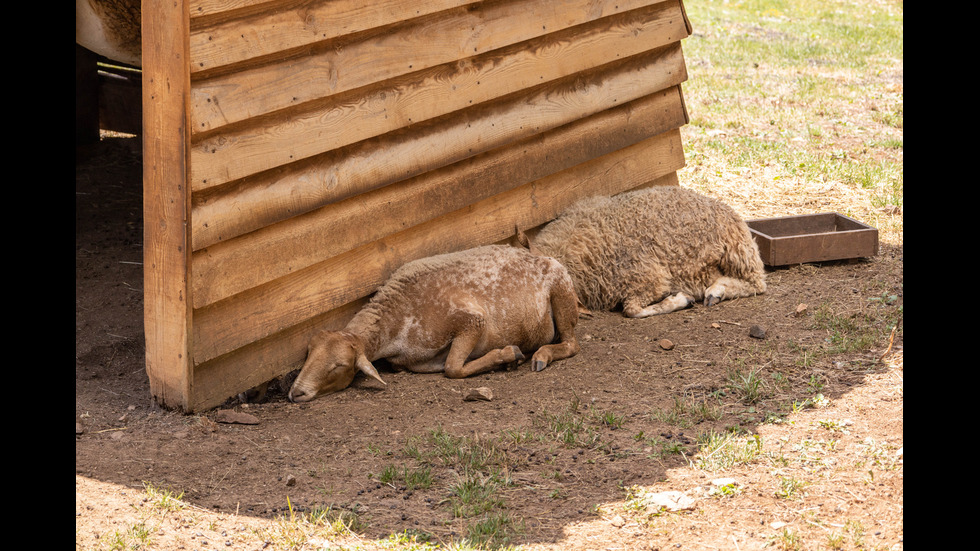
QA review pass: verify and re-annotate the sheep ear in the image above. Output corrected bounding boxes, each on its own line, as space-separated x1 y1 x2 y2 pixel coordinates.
355 354 386 386
515 227 541 256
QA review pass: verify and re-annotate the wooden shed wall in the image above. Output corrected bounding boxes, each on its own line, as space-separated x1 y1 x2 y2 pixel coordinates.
143 0 693 411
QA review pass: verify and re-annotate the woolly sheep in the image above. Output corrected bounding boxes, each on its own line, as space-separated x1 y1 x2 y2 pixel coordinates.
288 245 581 402
529 186 766 318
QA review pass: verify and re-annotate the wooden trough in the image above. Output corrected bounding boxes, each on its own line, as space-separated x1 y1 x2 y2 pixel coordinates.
747 213 879 267
142 0 694 411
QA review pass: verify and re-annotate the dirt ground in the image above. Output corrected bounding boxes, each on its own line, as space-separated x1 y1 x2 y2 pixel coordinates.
76 136 903 550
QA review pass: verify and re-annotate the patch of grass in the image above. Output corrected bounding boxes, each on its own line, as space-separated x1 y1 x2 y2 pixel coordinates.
412 426 507 473
448 471 506 519
142 481 186 512
769 527 803 551
534 399 601 449
679 0 903 242
651 393 724 428
811 303 880 354
395 427 526 549
694 430 764 471
775 475 810 500
376 463 434 491
259 499 362 549
102 522 153 550
595 409 627 429
381 529 441 550
463 510 525 549
726 367 768 404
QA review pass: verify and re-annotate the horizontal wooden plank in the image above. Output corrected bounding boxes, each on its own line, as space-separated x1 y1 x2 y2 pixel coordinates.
191 87 689 307
190 37 687 192
191 129 685 364
189 0 274 17
190 0 481 73
192 10 683 249
190 0 680 132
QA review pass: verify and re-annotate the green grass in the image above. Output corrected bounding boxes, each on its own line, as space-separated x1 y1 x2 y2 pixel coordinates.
726 366 768 404
651 393 723 428
680 0 904 232
694 430 765 471
377 463 435 491
259 498 362 549
102 522 153 550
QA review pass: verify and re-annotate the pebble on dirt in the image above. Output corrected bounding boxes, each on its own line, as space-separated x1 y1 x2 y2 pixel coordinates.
213 409 261 425
464 387 494 401
749 325 767 339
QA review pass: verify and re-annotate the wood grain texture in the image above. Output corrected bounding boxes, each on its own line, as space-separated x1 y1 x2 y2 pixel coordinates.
191 129 685 364
189 0 673 133
143 0 193 410
188 298 366 411
191 87 689 307
190 0 480 73
190 36 688 249
141 0 694 410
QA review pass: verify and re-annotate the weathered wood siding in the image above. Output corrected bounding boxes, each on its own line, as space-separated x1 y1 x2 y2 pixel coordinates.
143 0 693 411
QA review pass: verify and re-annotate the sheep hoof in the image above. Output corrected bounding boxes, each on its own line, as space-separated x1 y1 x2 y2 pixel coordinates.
509 345 525 363
532 359 547 372
704 294 721 307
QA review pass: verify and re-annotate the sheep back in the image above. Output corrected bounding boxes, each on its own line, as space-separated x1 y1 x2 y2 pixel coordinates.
348 244 576 366
533 186 766 311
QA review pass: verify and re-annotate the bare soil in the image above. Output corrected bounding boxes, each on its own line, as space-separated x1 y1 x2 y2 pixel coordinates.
76 136 903 550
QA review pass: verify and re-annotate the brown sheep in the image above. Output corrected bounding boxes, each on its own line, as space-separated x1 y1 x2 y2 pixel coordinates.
530 186 767 318
288 245 580 402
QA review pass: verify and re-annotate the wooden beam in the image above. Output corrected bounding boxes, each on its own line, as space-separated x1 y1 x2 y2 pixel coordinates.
143 0 193 410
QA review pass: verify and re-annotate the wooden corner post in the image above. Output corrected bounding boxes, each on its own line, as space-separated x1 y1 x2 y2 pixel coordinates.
142 0 193 410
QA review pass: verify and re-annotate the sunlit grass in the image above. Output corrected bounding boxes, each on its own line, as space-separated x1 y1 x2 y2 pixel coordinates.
679 0 903 244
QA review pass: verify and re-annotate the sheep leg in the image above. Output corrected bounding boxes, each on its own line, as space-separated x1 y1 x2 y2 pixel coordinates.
623 292 695 318
530 283 582 371
404 357 450 373
442 310 524 379
704 276 765 306
444 341 525 378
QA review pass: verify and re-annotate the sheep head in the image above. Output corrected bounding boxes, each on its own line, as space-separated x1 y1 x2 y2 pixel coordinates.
288 330 386 402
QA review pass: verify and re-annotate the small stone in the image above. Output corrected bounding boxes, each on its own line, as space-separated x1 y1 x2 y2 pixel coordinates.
285 474 297 487
610 515 626 528
464 387 493 401
749 325 767 339
214 409 260 425
658 338 674 350
641 490 696 512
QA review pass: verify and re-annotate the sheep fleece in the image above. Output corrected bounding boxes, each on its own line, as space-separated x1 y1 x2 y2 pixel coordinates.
533 186 766 312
